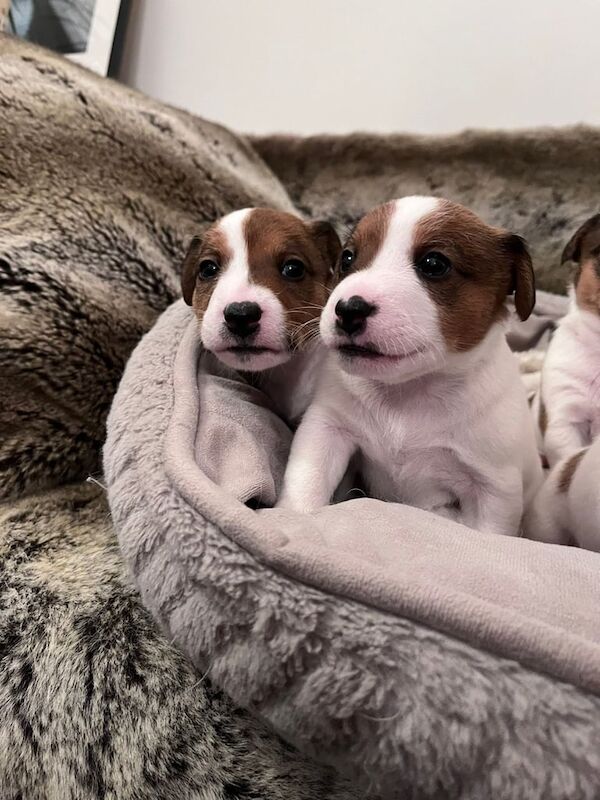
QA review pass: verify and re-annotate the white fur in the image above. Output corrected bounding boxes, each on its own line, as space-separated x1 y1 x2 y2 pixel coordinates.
319 197 443 383
536 293 600 467
524 441 600 551
278 197 542 536
200 208 290 372
525 286 600 552
198 208 322 422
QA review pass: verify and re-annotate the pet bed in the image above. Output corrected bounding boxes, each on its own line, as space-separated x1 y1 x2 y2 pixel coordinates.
105 295 600 799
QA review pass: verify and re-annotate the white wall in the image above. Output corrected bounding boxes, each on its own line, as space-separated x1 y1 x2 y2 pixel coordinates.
119 0 600 135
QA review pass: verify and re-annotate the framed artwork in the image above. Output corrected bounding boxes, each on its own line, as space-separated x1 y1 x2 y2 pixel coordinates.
2 0 125 76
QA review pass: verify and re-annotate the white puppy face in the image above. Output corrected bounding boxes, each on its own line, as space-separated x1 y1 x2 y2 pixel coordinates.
320 196 535 382
181 208 340 371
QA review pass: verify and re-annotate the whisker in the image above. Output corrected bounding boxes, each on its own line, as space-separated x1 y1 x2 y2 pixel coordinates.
311 280 334 296
287 302 327 311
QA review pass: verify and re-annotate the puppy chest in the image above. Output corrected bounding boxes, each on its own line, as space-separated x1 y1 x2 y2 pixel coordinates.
358 441 475 507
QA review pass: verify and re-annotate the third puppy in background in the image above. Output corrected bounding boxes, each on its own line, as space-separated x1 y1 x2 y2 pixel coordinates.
534 214 600 467
524 441 600 550
277 196 542 536
525 214 600 550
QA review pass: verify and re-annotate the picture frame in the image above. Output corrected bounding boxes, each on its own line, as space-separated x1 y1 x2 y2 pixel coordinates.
2 0 125 76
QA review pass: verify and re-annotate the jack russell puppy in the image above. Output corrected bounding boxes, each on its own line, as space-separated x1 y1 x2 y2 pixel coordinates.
524 441 600 551
181 207 341 422
525 214 600 550
532 214 600 468
277 196 543 536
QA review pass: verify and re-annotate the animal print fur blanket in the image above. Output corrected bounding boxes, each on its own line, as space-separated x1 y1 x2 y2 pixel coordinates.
2 33 600 800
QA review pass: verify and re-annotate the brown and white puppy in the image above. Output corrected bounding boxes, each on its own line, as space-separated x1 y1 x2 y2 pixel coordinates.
525 215 600 550
278 196 542 536
524 441 600 551
532 214 600 468
181 207 340 420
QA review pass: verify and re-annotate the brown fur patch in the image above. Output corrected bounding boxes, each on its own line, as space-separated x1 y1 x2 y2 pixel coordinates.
562 214 600 315
539 397 548 436
561 213 600 265
558 448 588 493
575 259 600 315
181 210 341 347
243 209 340 345
413 200 535 351
340 202 394 276
181 225 233 314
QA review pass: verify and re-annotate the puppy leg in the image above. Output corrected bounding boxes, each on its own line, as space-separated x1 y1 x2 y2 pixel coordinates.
523 468 570 545
557 444 600 551
277 408 355 513
544 419 587 468
529 391 545 457
460 469 523 537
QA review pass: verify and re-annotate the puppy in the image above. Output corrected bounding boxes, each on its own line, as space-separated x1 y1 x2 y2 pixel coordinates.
277 196 542 536
181 207 340 421
533 214 600 468
524 442 600 550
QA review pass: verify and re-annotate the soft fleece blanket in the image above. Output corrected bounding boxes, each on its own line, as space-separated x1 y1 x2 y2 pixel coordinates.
105 296 600 800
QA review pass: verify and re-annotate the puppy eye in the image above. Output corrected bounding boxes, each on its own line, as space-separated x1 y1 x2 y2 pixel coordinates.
340 249 355 274
281 259 305 281
198 260 220 280
415 251 452 280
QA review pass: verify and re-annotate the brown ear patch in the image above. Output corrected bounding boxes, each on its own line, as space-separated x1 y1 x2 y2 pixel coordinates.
341 202 394 277
561 214 600 266
574 259 600 315
243 209 338 347
558 448 588 493
310 220 342 277
562 215 600 309
181 224 232 312
504 234 535 321
413 201 535 351
181 235 203 306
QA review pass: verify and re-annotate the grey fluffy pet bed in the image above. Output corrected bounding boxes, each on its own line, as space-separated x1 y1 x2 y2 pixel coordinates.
105 300 600 799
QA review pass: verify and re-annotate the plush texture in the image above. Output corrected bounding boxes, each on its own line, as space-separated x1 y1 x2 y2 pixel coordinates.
0 33 293 501
105 298 600 800
0 484 358 800
4 31 600 800
252 128 600 296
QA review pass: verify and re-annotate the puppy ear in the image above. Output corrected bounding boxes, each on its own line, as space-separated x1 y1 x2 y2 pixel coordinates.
181 235 203 306
504 234 536 321
561 214 600 264
309 220 342 270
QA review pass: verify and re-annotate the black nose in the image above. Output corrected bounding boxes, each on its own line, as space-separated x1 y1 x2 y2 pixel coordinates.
335 296 376 336
224 301 262 337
